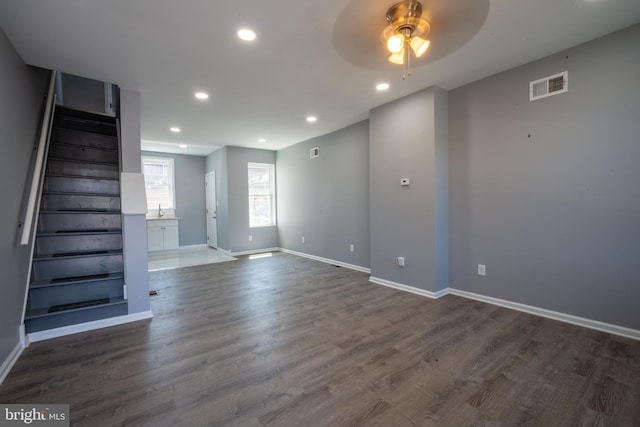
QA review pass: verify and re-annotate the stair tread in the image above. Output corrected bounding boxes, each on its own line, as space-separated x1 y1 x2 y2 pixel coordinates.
25 297 126 320
44 173 120 182
47 156 118 166
37 230 122 237
42 192 121 199
55 106 117 122
30 272 125 289
40 210 121 214
34 249 123 261
51 140 118 152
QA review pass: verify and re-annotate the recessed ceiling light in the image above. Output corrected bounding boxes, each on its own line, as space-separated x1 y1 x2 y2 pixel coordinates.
376 83 390 91
170 127 181 133
258 138 266 143
195 92 209 100
237 28 256 41
306 116 317 123
179 144 187 149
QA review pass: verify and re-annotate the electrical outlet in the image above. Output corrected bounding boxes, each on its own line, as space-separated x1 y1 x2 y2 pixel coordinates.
349 244 354 252
478 264 486 276
248 235 253 242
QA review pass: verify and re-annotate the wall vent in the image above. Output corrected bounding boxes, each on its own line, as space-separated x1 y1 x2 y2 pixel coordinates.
310 147 319 159
529 71 568 101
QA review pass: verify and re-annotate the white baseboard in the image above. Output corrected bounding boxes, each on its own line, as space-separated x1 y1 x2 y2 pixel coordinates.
369 276 449 299
28 311 154 343
231 247 281 257
448 288 640 341
0 341 24 386
179 244 208 250
280 248 371 274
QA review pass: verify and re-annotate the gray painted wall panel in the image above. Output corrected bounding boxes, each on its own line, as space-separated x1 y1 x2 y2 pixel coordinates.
0 29 48 363
60 73 106 114
206 147 278 253
119 89 150 315
369 88 448 292
226 147 278 253
277 121 370 267
143 151 206 246
449 24 640 329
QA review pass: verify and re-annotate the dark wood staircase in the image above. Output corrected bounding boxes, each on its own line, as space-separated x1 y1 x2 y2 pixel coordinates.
24 106 128 333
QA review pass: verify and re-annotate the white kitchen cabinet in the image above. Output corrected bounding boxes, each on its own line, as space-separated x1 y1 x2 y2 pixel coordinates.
147 219 179 251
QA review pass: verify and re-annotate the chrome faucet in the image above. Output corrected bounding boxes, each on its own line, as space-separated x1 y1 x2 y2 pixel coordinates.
158 203 164 217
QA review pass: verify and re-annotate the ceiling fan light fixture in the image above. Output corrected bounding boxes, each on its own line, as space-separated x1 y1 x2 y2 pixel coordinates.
388 52 404 65
410 36 430 57
386 33 405 54
382 0 431 75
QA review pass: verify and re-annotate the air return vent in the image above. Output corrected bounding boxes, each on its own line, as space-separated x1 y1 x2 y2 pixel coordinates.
529 71 568 101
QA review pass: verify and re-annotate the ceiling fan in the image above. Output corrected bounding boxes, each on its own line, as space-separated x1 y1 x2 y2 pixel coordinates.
382 1 431 79
332 0 489 75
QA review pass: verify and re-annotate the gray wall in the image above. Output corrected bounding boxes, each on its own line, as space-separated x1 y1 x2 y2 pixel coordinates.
60 73 106 114
449 24 640 330
206 146 278 253
369 87 449 292
0 29 48 363
120 89 150 314
277 121 370 268
143 151 207 246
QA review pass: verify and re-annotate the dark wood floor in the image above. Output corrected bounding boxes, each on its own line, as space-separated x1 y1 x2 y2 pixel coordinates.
1 252 639 426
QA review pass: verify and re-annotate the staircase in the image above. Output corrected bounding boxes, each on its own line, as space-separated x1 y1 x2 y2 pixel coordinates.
25 106 128 333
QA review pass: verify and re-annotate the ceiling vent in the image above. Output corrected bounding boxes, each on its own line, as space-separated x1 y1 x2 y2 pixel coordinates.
529 71 568 101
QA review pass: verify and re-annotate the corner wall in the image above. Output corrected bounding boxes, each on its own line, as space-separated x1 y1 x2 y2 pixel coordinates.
277 121 370 268
449 24 640 330
0 29 48 370
206 146 278 254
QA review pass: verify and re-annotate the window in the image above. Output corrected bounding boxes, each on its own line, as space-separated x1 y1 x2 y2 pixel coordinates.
142 156 175 210
248 163 276 227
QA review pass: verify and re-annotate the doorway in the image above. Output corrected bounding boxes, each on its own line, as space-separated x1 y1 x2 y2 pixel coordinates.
205 172 218 248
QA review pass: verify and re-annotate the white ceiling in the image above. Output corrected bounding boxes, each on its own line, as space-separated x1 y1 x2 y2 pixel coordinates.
1 0 639 156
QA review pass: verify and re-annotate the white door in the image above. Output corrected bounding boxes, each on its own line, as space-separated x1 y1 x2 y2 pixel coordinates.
205 172 218 248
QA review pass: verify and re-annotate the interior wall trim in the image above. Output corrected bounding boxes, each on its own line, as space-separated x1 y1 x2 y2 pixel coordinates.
448 288 640 341
280 248 371 274
27 311 154 343
0 342 24 386
369 276 449 299
232 247 281 257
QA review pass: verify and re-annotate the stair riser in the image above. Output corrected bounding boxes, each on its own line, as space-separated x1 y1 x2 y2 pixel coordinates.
49 144 118 164
36 234 122 256
53 128 118 150
38 213 122 234
41 194 121 212
25 302 128 333
53 116 117 136
46 159 119 180
44 176 120 195
32 254 123 281
29 278 125 310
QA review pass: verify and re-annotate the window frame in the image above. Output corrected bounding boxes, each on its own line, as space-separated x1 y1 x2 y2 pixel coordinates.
142 156 176 210
248 162 276 228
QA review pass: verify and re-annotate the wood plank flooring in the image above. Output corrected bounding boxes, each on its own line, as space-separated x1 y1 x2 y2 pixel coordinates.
1 252 639 426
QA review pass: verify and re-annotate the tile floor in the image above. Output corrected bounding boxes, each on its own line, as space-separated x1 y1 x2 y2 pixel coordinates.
147 246 236 271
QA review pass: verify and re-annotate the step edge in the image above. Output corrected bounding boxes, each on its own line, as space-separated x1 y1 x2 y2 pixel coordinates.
25 297 127 320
